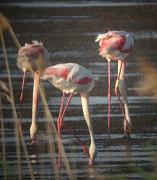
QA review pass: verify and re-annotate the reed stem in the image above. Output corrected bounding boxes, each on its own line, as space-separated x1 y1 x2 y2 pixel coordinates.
0 27 22 180
0 89 7 180
39 81 76 180
0 28 34 180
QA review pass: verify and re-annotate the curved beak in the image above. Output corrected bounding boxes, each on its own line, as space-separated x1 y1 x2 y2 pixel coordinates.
19 68 26 103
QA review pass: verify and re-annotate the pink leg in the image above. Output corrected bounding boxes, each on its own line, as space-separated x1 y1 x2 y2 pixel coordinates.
63 124 89 156
57 93 65 168
19 71 26 103
57 93 73 168
57 92 65 131
58 93 73 128
107 60 111 136
58 94 88 155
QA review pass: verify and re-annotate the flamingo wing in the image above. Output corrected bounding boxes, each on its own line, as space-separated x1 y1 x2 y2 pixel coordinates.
41 63 95 94
42 65 69 80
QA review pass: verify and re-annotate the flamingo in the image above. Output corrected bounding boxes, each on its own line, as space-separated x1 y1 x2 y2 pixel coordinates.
95 30 134 137
17 41 96 167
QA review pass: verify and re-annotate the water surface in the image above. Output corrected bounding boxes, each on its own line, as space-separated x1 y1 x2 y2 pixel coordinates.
0 1 157 179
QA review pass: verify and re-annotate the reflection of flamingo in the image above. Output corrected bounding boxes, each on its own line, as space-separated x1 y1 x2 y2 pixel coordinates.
17 41 96 167
95 31 134 137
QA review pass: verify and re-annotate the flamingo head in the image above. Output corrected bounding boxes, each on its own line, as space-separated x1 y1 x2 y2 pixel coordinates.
17 41 49 74
30 121 38 144
88 144 96 167
17 41 49 102
95 33 115 58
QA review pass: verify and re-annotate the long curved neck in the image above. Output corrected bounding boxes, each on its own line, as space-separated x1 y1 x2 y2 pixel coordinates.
117 60 131 133
118 60 125 80
80 93 95 159
32 72 40 126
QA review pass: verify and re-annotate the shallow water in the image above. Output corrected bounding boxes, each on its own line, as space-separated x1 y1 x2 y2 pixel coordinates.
0 1 157 179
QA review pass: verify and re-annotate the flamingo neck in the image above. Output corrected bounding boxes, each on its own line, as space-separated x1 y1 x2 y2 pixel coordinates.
118 61 125 80
81 93 96 165
30 72 40 143
32 72 40 123
107 59 111 136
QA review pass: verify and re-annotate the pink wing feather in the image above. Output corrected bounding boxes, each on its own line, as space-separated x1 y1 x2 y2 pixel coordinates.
42 66 69 80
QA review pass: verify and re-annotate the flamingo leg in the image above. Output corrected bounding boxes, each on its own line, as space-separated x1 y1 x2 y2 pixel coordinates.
57 92 65 130
57 92 65 168
107 58 111 136
57 93 73 168
58 93 73 128
115 60 131 137
19 69 26 103
57 92 88 154
64 124 89 156
80 93 96 167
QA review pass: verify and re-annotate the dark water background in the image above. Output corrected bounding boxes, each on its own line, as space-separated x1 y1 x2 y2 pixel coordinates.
0 1 157 179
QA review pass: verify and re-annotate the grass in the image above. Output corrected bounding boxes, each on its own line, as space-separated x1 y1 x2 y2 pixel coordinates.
0 13 77 180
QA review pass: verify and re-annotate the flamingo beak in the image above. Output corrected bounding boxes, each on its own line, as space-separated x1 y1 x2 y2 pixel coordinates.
19 68 26 103
88 150 97 168
88 158 94 168
31 137 38 145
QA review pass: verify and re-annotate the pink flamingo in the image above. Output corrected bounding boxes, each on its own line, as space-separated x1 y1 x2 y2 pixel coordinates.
95 31 134 137
17 41 96 167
